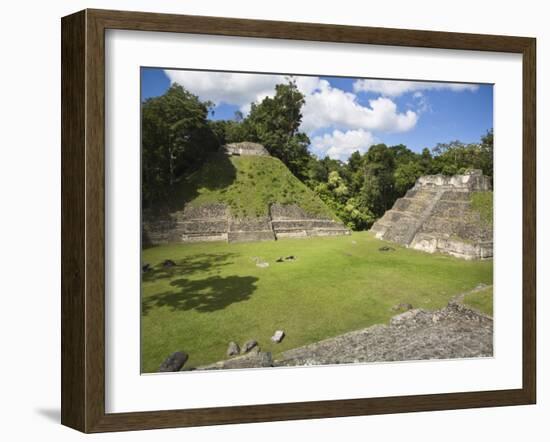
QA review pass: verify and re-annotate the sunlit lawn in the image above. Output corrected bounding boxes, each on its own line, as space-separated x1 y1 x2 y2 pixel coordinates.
141 231 493 372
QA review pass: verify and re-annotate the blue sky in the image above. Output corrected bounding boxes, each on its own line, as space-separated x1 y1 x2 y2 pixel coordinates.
141 67 493 160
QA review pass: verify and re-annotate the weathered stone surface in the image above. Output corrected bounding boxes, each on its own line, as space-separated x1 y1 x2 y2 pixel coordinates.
224 142 270 157
391 303 414 312
199 351 273 370
242 340 258 354
271 330 285 343
371 170 492 260
251 257 270 268
275 302 492 367
270 204 350 239
158 351 189 372
144 203 349 245
227 341 240 357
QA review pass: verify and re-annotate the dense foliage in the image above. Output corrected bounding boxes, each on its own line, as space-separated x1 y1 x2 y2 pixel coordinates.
142 80 493 229
141 84 219 207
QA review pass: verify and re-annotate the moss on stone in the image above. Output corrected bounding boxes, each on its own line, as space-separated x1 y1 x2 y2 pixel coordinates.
470 191 493 226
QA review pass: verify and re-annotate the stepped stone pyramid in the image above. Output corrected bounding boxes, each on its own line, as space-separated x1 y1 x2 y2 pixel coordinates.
370 170 493 259
143 144 350 245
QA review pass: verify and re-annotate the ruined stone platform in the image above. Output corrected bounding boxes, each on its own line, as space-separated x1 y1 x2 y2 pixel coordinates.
274 301 493 367
370 170 493 259
143 203 349 244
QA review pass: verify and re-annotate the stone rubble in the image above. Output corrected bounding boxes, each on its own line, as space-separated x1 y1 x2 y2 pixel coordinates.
226 341 240 357
271 330 285 343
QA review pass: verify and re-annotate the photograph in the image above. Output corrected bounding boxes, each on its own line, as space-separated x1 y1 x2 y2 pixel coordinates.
140 68 494 373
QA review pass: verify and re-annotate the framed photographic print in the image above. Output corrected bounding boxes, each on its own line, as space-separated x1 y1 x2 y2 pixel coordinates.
61 9 536 433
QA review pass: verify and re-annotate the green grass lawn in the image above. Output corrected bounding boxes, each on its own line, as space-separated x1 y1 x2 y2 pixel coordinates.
141 231 493 372
462 286 493 316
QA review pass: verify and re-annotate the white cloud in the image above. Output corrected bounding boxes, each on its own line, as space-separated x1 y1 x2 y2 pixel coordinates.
312 129 377 161
301 82 417 133
164 70 419 148
164 70 323 114
352 79 479 97
164 70 282 111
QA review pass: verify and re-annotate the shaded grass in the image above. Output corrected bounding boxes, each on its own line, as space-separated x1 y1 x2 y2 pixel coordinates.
462 286 493 316
141 232 493 372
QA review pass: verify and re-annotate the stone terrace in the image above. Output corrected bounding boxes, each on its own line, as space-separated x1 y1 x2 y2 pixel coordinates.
143 203 350 244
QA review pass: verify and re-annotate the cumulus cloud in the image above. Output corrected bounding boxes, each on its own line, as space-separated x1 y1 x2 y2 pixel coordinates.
302 85 417 133
352 79 479 97
164 70 418 135
164 70 280 111
311 129 377 161
164 70 321 113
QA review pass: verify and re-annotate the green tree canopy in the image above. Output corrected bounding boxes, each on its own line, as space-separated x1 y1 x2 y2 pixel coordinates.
141 84 219 207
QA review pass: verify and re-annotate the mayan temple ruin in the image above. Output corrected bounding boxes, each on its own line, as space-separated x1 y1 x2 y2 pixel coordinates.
370 170 493 259
142 143 350 245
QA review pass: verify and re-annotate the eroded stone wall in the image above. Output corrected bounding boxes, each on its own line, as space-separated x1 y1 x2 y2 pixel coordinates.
270 204 350 239
143 203 350 244
223 142 270 157
371 170 493 259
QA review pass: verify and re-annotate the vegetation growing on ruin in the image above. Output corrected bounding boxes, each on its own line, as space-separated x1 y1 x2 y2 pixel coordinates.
141 231 493 372
463 286 493 316
471 191 494 226
142 82 493 230
178 153 334 219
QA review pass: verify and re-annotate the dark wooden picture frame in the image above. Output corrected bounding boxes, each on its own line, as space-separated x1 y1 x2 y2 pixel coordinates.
61 8 536 433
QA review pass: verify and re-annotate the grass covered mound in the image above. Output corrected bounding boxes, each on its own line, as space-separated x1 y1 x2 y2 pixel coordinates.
141 231 493 372
463 285 493 316
176 153 334 219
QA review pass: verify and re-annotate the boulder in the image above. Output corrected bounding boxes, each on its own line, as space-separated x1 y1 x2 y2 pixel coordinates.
271 330 285 343
162 259 176 268
242 340 258 354
142 263 151 273
158 351 188 372
227 341 240 357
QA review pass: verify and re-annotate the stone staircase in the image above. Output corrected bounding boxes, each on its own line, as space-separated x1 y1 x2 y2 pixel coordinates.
370 170 493 259
371 188 444 244
269 204 350 239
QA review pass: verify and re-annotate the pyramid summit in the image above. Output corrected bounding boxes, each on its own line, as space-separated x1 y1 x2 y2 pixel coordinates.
143 143 350 244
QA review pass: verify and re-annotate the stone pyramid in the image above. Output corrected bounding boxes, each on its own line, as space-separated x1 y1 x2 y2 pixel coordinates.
143 144 350 244
370 170 493 259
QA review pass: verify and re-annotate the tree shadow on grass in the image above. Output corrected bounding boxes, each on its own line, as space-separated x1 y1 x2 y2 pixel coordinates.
142 252 238 283
142 274 258 314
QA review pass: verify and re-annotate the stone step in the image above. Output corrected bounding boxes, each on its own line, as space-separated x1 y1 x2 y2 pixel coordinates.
178 220 228 233
181 232 228 243
227 230 276 243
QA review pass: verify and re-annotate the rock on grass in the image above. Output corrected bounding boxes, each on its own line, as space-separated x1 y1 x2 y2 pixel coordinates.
158 351 188 372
